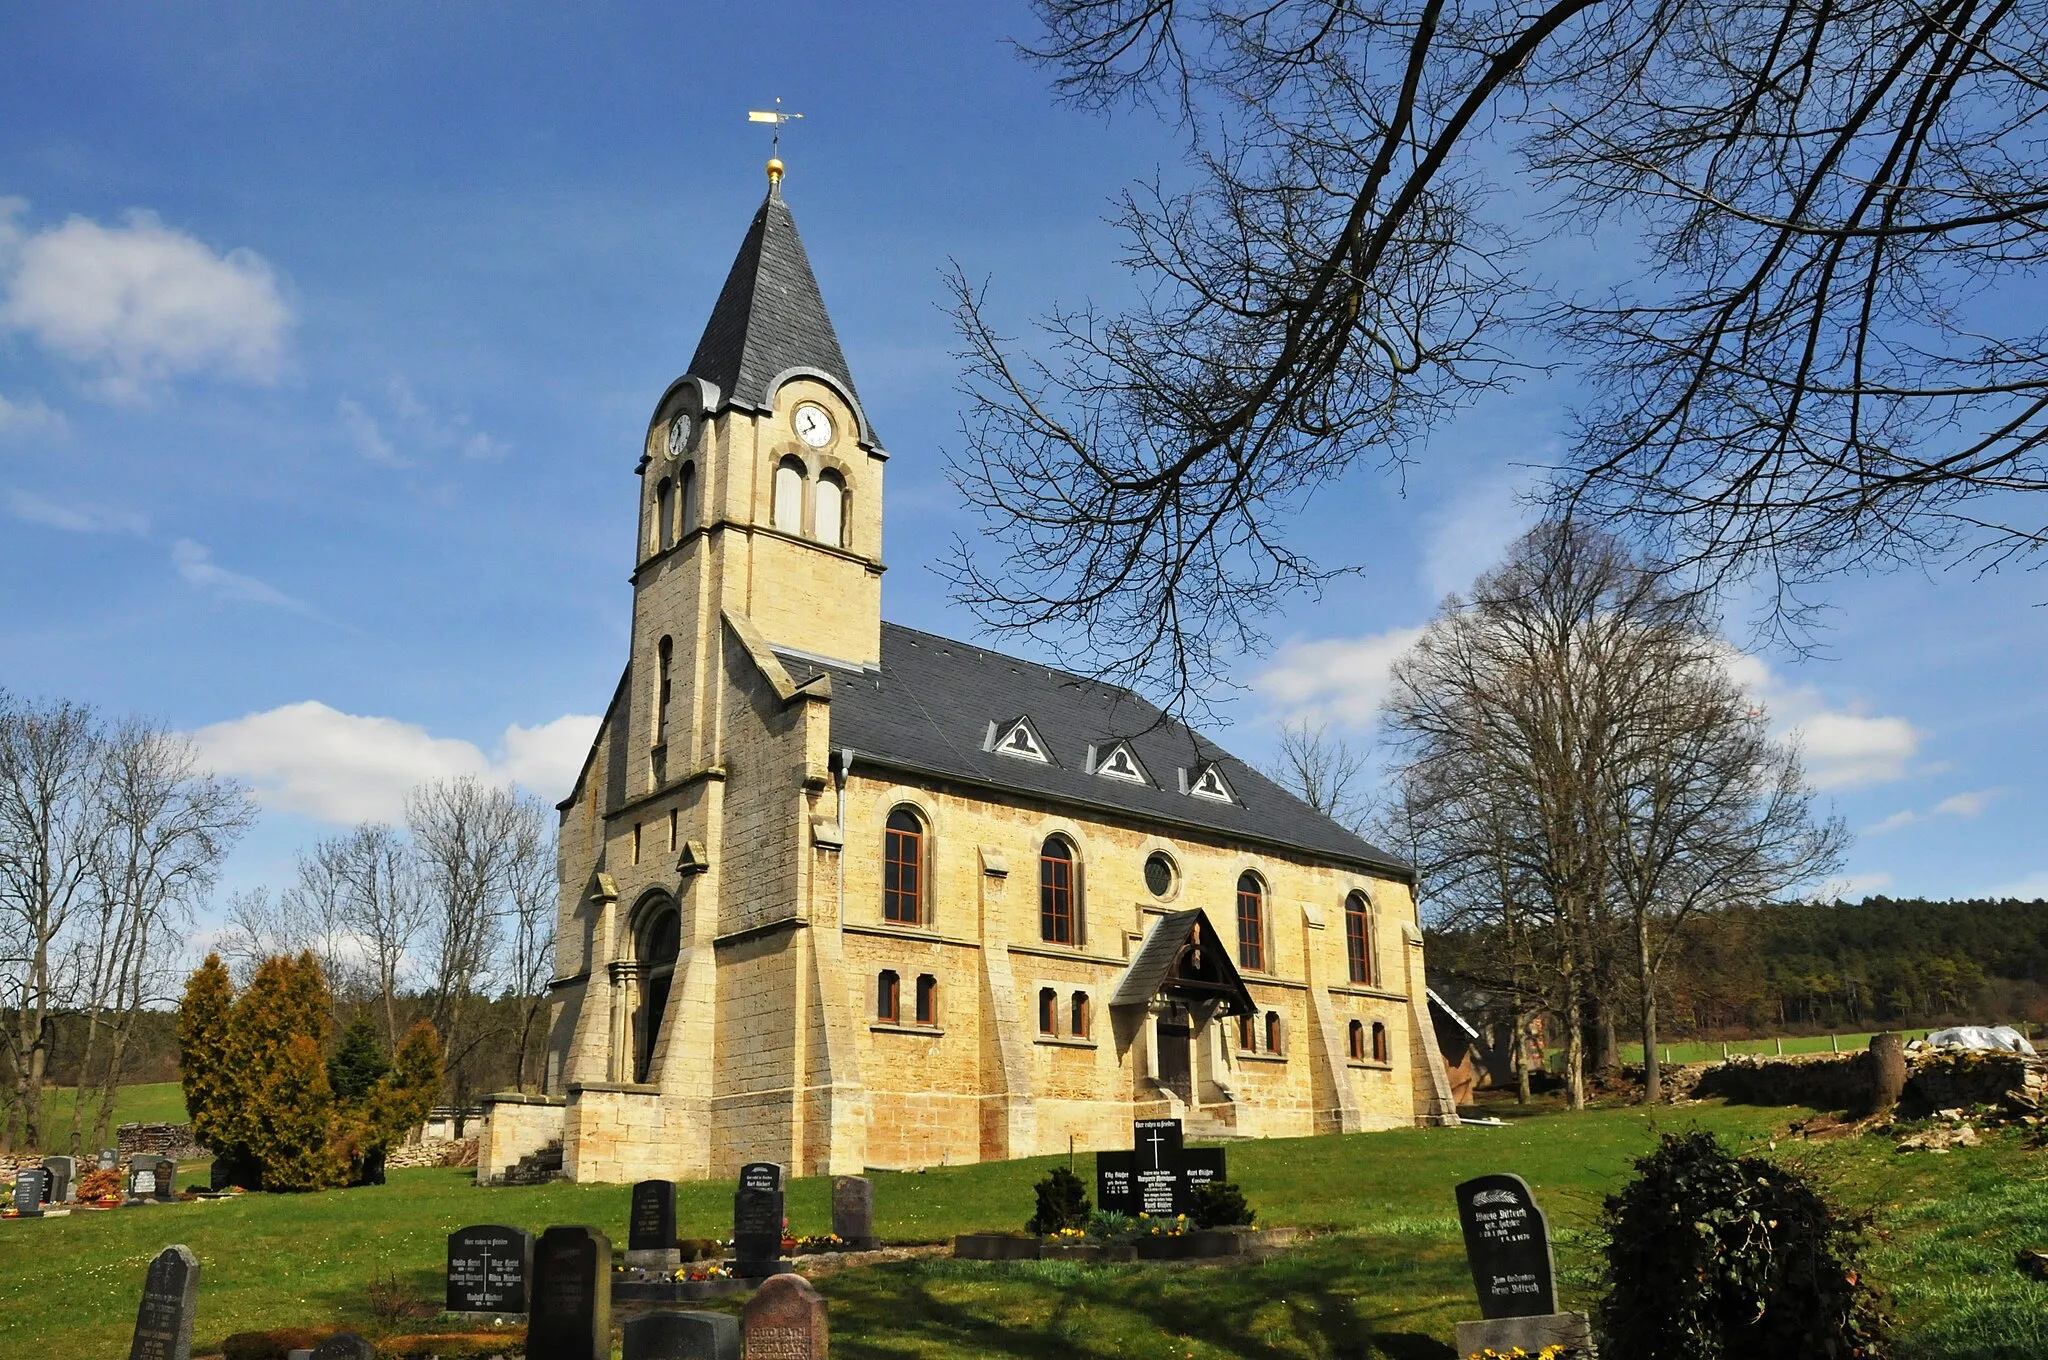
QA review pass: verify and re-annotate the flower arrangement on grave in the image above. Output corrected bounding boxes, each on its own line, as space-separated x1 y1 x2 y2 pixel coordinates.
1465 1347 1570 1359
788 1233 848 1254
1134 1213 1190 1237
1025 1165 1092 1234
682 1262 734 1281
78 1168 122 1204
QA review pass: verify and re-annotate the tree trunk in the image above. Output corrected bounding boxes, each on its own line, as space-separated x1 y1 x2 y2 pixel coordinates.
1637 906 1660 1107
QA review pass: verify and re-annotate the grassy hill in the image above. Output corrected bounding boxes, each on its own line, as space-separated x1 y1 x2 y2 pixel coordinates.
18 1082 190 1151
0 1099 2040 1359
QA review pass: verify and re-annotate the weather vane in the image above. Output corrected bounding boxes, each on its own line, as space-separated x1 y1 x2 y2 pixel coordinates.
747 98 804 187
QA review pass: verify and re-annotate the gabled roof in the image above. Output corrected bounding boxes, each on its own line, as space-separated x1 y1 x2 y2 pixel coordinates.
686 186 863 422
777 623 1412 877
1112 909 1257 1016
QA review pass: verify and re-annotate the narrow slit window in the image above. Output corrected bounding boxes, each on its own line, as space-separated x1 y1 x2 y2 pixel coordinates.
1236 1013 1256 1051
1265 1010 1284 1056
915 974 937 1026
1372 1021 1389 1063
1038 987 1057 1035
655 636 673 746
655 477 675 551
1070 991 1089 1039
1348 1019 1365 1061
877 970 900 1024
678 460 697 535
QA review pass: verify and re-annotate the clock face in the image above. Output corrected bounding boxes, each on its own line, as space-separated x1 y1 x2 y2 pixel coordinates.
666 413 691 460
792 403 833 449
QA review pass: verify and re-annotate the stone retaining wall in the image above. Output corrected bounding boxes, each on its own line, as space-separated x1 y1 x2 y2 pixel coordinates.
385 1137 478 1170
117 1121 207 1161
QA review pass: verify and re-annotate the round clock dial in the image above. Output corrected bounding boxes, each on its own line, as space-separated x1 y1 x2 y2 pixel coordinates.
666 413 691 460
792 403 833 449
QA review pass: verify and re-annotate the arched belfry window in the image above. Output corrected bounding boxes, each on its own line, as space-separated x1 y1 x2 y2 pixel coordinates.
655 477 676 552
1345 892 1375 985
633 902 681 1084
678 460 697 536
1236 872 1265 971
772 456 806 533
1039 836 1078 945
883 807 924 925
815 470 846 548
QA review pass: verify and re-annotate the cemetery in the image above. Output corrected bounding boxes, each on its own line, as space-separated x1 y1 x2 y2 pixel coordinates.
0 1095 2040 1358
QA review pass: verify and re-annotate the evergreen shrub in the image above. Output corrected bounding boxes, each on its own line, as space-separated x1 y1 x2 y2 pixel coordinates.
1189 1178 1256 1228
1026 1165 1091 1234
1599 1130 1889 1360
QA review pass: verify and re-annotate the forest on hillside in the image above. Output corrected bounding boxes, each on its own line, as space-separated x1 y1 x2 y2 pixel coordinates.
1433 897 2048 1040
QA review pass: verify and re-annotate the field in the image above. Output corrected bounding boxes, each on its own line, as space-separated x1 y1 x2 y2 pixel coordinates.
15 1082 191 1150
0 1098 2041 1359
1614 1029 1940 1066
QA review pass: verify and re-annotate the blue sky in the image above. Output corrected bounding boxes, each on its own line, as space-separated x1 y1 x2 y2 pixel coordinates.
1 1 2041 922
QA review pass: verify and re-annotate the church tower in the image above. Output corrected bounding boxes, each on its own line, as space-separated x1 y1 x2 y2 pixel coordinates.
626 164 886 789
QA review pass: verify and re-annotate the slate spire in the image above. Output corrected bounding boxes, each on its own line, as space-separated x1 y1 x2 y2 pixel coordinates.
686 181 862 419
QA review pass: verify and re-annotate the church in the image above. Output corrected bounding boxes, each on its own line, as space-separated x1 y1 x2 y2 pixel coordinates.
477 160 1457 1186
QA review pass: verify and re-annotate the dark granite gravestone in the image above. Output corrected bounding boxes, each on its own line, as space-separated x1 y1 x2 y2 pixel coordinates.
1096 1150 1135 1215
1180 1147 1227 1199
307 1333 375 1360
1454 1173 1557 1318
1096 1119 1221 1218
151 1157 177 1201
445 1224 533 1314
830 1176 876 1249
627 1179 681 1266
624 1309 741 1360
127 1244 200 1360
13 1167 47 1217
733 1163 789 1278
98 1148 118 1171
743 1272 827 1360
127 1163 160 1205
42 1155 75 1203
529 1226 610 1360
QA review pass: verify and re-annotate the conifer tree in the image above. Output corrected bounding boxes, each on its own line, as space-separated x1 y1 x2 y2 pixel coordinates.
328 1012 390 1102
176 955 236 1156
252 1034 340 1191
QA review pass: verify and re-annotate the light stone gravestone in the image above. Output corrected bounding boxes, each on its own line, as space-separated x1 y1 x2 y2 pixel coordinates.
128 1244 200 1360
127 1163 159 1205
98 1148 118 1171
624 1309 741 1360
733 1163 789 1278
14 1167 47 1217
42 1154 75 1203
830 1176 876 1249
1452 1174 1593 1357
629 1179 681 1267
529 1224 610 1360
743 1272 827 1360
446 1224 533 1314
308 1333 375 1360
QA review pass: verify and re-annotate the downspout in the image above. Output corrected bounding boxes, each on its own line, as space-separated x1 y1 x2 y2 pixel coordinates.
831 748 854 942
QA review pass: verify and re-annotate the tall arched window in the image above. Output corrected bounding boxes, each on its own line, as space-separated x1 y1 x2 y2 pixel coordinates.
772 456 806 532
1038 987 1057 1035
655 477 675 551
877 970 900 1023
1264 1010 1284 1055
678 460 697 535
634 903 680 1083
1236 873 1265 971
1348 1019 1366 1060
654 636 673 746
883 808 924 925
1039 836 1077 944
1371 1021 1389 1063
1345 892 1374 985
815 470 846 547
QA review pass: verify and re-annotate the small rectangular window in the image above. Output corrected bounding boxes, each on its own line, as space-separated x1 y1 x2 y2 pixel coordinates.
1038 988 1057 1035
916 974 938 1026
877 971 900 1024
668 809 678 853
632 822 642 866
1071 992 1089 1039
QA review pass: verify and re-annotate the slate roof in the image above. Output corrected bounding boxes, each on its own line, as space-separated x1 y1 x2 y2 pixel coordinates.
1112 909 1258 1014
687 186 864 421
775 623 1412 877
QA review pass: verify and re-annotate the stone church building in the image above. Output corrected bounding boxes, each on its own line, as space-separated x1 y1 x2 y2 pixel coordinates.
479 165 1456 1186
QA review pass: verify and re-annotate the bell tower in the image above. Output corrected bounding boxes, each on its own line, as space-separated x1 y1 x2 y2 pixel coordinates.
624 164 887 782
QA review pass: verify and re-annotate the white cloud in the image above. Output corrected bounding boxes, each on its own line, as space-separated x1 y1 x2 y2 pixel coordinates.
188 701 601 824
1254 625 1428 729
1420 474 1533 600
1722 653 1920 789
6 489 146 535
0 392 65 435
338 397 402 466
171 539 305 610
338 377 506 466
1810 871 1894 902
1871 790 1998 833
0 206 291 398
1985 871 2048 901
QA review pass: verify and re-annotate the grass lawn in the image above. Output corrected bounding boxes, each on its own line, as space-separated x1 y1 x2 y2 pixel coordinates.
1 1099 2041 1359
15 1081 190 1151
1612 1030 1944 1065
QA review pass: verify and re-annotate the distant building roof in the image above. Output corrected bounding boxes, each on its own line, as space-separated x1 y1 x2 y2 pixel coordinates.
777 623 1412 877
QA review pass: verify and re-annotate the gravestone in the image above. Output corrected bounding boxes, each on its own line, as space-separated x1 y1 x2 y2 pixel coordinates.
1096 1119 1224 1218
1452 1174 1592 1358
446 1224 533 1314
528 1225 610 1360
127 1243 200 1360
127 1162 160 1205
743 1272 827 1360
152 1157 177 1201
1870 1032 1907 1113
624 1310 741 1360
99 1148 118 1171
308 1333 375 1360
733 1163 789 1278
43 1154 75 1203
13 1167 48 1217
830 1176 876 1249
628 1179 681 1267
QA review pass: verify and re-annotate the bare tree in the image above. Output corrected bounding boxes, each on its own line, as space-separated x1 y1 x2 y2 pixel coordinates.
948 0 2048 709
1263 718 1376 831
504 798 557 1091
315 824 428 1052
75 719 253 1151
408 777 527 1101
0 694 101 1150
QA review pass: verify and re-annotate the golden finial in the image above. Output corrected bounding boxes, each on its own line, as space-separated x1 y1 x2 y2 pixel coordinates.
748 99 803 190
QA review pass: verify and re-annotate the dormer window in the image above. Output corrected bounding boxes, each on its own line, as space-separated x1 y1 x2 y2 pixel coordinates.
1090 741 1148 785
1185 762 1236 803
989 716 1050 764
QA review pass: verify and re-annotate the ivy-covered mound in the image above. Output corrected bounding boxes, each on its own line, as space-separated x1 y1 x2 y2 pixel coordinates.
1599 1130 1889 1360
179 952 443 1192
